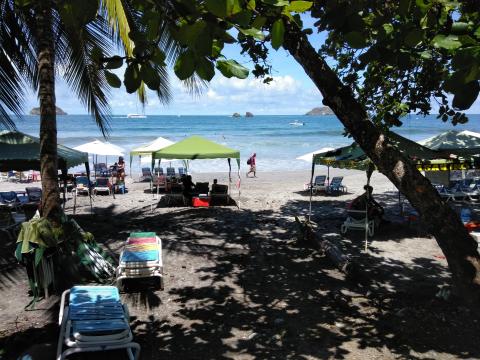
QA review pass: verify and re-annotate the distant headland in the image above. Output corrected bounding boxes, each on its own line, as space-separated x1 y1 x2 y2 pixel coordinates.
305 106 334 116
30 106 67 115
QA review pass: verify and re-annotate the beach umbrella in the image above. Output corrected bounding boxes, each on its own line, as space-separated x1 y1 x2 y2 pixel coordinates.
418 130 480 154
73 140 124 156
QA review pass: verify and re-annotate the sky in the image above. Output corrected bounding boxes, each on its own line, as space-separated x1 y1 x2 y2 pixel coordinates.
22 17 480 116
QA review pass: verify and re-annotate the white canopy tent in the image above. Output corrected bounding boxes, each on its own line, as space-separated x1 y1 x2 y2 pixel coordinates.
297 147 335 184
73 140 125 156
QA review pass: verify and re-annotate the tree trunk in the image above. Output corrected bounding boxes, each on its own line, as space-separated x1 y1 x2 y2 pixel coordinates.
283 25 480 304
36 3 61 222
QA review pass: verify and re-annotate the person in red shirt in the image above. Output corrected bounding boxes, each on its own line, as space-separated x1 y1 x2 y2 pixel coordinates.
246 153 257 178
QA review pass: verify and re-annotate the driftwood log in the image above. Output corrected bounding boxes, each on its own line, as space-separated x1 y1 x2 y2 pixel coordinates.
295 216 361 281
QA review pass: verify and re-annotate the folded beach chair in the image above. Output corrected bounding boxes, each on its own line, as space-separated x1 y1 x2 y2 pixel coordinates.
341 209 376 237
211 184 229 204
326 176 346 195
116 232 163 290
140 167 152 182
94 177 111 195
26 187 42 202
56 285 140 360
166 167 176 177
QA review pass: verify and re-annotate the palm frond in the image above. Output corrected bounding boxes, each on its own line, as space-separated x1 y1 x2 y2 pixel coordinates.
56 13 114 136
99 0 134 56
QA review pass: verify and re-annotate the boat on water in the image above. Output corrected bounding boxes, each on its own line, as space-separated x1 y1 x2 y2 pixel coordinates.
289 120 305 126
127 113 147 119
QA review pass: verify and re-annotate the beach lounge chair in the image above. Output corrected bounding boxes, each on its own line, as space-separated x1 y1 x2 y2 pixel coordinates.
195 182 209 195
94 178 111 195
0 191 21 209
0 206 21 241
166 167 176 177
56 285 140 360
75 176 91 196
211 184 229 204
94 163 110 177
153 174 167 192
116 232 163 290
305 175 327 193
166 183 185 205
178 167 187 176
26 187 42 202
140 168 152 182
154 167 163 175
340 210 376 237
326 176 346 195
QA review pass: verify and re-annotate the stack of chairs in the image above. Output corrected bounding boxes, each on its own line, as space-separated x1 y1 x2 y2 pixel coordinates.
57 285 140 360
116 232 163 290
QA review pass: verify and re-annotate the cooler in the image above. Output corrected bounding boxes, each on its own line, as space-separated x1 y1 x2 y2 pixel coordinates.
192 196 211 207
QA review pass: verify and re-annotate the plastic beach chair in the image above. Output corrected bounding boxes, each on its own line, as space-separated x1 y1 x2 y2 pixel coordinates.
56 285 140 360
94 177 111 195
166 167 176 177
304 175 327 193
326 176 346 195
116 232 163 290
340 210 376 237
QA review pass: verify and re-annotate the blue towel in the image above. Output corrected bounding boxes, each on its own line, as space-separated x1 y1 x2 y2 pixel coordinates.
121 250 158 262
70 286 120 307
72 319 129 335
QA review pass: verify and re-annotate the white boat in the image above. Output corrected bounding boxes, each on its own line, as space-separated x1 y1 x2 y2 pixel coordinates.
289 120 305 126
127 113 147 119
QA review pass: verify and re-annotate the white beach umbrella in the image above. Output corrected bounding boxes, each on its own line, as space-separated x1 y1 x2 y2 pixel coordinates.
296 147 335 163
73 139 124 156
131 137 174 154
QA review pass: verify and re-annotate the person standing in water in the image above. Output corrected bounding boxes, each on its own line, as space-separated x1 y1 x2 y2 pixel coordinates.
246 153 257 178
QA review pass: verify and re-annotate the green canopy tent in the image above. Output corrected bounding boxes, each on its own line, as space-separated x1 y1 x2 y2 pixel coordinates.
0 130 91 213
152 135 241 202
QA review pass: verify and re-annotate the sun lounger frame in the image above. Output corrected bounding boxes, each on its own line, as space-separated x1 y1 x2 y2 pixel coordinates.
340 210 375 237
56 286 140 360
116 236 163 290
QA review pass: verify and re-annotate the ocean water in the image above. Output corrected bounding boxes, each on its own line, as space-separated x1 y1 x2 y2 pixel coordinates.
10 114 480 173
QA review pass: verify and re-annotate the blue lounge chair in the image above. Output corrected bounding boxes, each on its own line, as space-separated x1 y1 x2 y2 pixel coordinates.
166 167 176 177
178 167 187 176
26 187 42 202
56 285 140 360
326 176 346 195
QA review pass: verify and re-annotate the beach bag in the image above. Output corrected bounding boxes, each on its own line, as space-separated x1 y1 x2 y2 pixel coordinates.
247 158 251 165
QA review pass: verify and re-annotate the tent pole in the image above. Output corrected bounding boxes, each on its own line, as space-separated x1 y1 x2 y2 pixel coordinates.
308 160 315 221
156 159 161 200
61 167 67 210
73 183 77 215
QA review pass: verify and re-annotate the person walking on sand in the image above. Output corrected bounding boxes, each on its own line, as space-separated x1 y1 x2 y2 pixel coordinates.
246 153 257 178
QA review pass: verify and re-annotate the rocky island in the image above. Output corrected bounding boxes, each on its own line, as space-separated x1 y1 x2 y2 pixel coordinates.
232 112 241 117
30 106 67 115
245 112 254 117
305 106 334 116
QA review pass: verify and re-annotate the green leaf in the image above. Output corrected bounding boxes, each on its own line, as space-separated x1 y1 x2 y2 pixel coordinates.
261 0 289 6
34 247 45 267
212 40 224 57
475 27 480 39
382 24 393 35
176 21 207 46
451 22 471 35
104 56 123 70
151 49 166 66
271 19 285 50
344 31 366 49
124 64 142 93
196 57 215 81
174 51 196 80
239 27 265 40
105 71 121 88
140 63 161 90
216 59 249 79
205 0 237 18
252 16 267 29
452 81 480 110
404 29 424 47
247 0 256 10
231 10 253 27
286 1 312 12
432 34 462 50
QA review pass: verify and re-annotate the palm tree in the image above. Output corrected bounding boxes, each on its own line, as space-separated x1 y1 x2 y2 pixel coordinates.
0 0 182 222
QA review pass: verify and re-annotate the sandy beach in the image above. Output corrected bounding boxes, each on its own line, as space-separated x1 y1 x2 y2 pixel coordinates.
1 169 479 359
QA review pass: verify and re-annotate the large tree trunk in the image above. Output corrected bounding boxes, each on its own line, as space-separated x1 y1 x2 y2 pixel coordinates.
36 3 61 222
283 25 480 303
